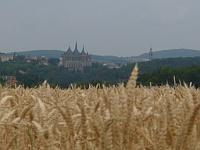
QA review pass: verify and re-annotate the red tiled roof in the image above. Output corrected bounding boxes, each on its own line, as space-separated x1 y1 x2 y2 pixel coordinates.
5 80 18 86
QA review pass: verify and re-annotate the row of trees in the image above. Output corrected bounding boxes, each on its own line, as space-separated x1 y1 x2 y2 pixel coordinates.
1 55 200 88
138 65 200 87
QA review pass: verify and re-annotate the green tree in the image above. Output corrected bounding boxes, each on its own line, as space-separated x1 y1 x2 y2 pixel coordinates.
48 58 60 66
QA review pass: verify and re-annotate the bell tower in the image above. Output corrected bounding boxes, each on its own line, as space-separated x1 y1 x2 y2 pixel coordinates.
149 47 153 61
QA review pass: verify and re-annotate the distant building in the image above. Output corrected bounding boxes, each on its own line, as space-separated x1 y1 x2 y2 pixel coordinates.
1 76 18 87
25 56 38 63
25 56 49 65
5 80 18 87
60 42 92 70
149 47 153 61
0 53 14 62
103 63 121 69
18 70 27 74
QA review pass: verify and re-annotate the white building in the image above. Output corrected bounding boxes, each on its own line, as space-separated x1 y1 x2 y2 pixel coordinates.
0 53 14 62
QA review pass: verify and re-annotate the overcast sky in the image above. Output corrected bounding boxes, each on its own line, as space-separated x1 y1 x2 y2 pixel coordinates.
0 0 200 56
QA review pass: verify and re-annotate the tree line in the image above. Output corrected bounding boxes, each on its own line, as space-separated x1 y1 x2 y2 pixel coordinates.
1 55 200 88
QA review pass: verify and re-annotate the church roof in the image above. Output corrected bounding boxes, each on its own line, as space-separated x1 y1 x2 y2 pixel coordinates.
73 41 80 54
65 47 73 55
73 49 80 55
64 42 90 56
81 46 86 55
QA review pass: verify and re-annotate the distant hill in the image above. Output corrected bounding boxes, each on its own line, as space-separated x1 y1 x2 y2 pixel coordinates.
12 50 65 58
91 55 130 63
9 50 131 63
137 49 200 59
7 48 200 63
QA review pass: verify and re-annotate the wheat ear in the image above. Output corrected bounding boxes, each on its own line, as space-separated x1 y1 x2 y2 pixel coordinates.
175 102 200 150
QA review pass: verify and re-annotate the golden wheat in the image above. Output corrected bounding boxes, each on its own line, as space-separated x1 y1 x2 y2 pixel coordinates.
1 65 200 149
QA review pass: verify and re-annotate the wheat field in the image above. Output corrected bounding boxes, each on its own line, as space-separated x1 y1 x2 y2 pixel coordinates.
1 65 200 150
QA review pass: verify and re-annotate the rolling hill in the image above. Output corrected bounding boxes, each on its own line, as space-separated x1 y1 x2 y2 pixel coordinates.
7 48 200 63
13 50 64 58
136 48 200 59
10 50 131 63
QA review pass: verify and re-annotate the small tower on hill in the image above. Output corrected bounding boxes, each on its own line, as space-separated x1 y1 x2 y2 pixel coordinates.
149 47 153 61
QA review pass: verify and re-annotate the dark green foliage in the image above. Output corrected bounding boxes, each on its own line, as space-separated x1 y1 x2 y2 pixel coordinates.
138 65 200 88
1 55 200 88
138 57 200 73
48 58 60 66
0 77 4 85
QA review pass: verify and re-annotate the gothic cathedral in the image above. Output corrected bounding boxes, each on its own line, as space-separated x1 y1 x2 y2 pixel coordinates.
61 42 92 70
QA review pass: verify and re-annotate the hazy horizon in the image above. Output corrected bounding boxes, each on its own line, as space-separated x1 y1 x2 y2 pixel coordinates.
1 1 200 57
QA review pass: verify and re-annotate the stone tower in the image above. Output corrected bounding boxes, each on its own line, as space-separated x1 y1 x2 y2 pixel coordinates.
149 47 153 61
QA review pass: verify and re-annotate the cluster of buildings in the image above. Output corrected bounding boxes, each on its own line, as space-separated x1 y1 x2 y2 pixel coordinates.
0 42 92 71
0 45 154 88
0 53 18 87
1 44 154 71
25 56 49 65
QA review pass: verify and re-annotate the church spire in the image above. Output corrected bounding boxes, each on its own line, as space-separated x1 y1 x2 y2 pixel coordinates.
82 45 84 52
75 41 78 51
66 46 72 55
81 45 86 54
73 41 80 54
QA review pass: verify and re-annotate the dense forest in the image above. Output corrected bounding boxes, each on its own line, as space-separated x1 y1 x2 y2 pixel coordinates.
1 55 200 88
